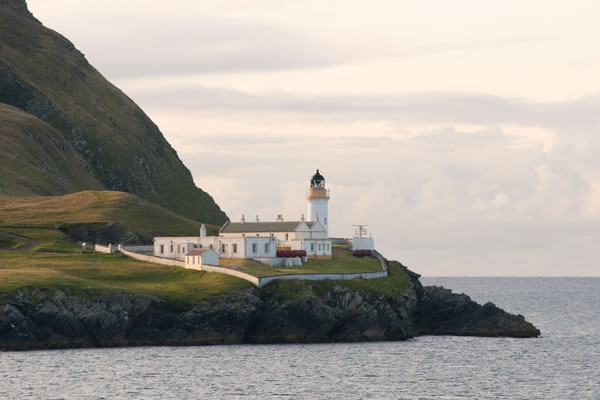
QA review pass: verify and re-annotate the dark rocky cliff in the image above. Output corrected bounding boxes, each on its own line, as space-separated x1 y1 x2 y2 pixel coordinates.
0 265 540 351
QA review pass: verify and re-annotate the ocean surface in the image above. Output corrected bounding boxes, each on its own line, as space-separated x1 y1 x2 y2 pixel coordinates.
1 277 599 399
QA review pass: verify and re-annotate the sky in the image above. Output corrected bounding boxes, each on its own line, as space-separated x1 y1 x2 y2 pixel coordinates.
28 0 600 276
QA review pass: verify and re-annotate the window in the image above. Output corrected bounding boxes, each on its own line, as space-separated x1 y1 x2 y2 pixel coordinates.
209 244 213 250
318 244 322 251
233 244 237 253
285 233 289 241
310 243 315 252
221 244 227 253
160 245 164 254
264 243 270 253
252 243 257 254
199 243 203 248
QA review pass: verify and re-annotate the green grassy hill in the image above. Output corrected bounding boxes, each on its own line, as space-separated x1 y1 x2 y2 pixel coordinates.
0 190 220 239
0 1 227 224
0 103 104 196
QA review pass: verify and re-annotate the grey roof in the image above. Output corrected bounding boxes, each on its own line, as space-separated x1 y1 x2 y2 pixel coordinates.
220 221 303 233
186 248 212 256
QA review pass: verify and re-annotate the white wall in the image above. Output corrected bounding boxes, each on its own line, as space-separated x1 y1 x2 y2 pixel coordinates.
94 244 114 254
201 264 260 286
258 270 387 287
185 250 219 268
253 257 302 267
302 239 332 256
120 246 185 267
245 236 276 258
352 237 375 251
307 197 329 236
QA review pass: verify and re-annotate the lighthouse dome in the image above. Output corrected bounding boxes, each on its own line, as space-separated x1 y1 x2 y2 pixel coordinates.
310 169 325 187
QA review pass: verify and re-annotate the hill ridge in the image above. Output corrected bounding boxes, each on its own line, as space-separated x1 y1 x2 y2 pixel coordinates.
0 2 227 224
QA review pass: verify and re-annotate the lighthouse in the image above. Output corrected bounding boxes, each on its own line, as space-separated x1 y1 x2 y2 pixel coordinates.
307 169 330 237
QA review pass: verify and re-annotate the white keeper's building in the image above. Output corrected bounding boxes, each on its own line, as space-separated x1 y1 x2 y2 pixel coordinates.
153 170 333 261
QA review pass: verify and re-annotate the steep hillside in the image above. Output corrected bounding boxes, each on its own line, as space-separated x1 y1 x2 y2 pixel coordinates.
0 103 104 195
0 191 219 240
0 1 227 224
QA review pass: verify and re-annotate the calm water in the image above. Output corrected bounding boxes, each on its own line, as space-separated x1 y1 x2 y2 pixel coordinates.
1 277 599 399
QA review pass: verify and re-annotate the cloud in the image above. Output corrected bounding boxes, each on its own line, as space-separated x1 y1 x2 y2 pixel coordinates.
132 86 600 130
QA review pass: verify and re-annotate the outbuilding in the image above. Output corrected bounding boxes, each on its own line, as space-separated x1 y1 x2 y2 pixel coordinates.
184 248 219 270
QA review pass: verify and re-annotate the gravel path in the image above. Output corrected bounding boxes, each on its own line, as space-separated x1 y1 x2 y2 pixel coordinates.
0 230 41 252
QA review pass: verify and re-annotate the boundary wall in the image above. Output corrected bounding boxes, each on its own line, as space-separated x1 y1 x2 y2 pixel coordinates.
122 245 154 253
200 265 260 286
94 244 114 254
257 270 387 287
119 245 184 267
253 257 302 267
118 244 388 288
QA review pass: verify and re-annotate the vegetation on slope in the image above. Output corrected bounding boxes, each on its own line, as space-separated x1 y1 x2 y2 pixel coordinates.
0 103 104 196
0 228 411 306
0 2 227 224
264 261 412 302
0 252 253 304
0 191 220 239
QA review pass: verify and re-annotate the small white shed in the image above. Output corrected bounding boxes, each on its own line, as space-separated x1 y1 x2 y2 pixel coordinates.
185 248 219 269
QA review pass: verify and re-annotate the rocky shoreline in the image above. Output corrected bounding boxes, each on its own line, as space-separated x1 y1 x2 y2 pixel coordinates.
0 263 540 351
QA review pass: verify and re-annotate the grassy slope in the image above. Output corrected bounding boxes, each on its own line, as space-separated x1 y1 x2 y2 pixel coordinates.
0 191 220 238
0 6 227 224
0 227 411 304
267 261 412 301
0 252 252 304
0 103 104 196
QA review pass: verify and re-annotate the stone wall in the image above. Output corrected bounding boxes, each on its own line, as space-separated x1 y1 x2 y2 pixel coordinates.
253 257 302 267
94 244 114 254
200 265 260 286
118 245 389 288
119 246 184 267
122 245 154 253
258 270 388 287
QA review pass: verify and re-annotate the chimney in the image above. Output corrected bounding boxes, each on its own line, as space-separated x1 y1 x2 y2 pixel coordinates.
241 214 246 224
276 214 283 222
301 213 305 222
200 224 207 237
256 215 260 222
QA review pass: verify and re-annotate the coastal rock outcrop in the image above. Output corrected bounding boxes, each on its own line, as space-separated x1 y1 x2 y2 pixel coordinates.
0 266 540 351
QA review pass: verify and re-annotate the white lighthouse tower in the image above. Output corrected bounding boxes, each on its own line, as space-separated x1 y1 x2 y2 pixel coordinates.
307 169 330 237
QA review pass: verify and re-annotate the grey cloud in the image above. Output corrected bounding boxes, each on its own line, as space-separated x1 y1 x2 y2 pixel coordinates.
134 86 600 131
71 14 552 78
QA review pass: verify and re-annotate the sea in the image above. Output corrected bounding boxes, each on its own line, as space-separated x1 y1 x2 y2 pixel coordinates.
1 277 599 399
